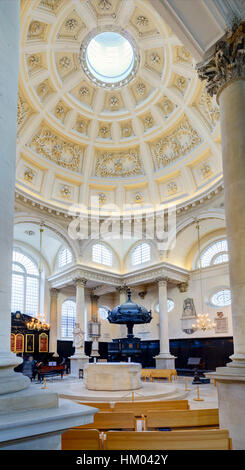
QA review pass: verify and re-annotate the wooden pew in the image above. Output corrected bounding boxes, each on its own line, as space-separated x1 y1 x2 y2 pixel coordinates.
103 429 232 450
78 400 189 413
113 399 189 413
146 408 219 430
75 412 135 430
62 429 101 450
140 369 152 381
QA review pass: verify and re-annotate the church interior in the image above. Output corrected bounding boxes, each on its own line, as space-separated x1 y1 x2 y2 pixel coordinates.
1 0 245 452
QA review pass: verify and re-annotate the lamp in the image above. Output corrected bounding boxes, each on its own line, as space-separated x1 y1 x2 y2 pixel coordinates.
192 220 216 332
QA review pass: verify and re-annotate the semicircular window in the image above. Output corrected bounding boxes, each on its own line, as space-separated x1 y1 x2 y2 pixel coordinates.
199 239 229 268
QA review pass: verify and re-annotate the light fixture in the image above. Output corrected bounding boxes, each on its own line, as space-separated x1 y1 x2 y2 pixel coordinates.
26 317 50 331
192 220 216 332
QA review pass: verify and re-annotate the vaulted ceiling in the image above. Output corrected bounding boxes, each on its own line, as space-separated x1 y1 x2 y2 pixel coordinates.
17 0 223 214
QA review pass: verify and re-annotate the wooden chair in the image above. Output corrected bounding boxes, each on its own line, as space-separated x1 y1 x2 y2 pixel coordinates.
75 412 135 430
146 408 219 430
62 429 101 450
113 399 189 413
103 429 232 450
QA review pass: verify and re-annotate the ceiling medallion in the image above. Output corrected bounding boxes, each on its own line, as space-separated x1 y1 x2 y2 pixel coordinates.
79 26 140 90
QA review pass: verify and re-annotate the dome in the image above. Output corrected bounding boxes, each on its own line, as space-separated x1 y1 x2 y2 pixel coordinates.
17 0 222 216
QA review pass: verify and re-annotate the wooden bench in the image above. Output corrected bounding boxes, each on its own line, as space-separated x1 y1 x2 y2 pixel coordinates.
150 369 177 382
103 429 232 450
146 408 219 430
78 399 189 413
62 429 101 450
113 399 189 413
75 412 135 430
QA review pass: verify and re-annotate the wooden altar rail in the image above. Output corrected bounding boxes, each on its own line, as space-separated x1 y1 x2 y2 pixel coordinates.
62 428 231 450
103 429 232 450
141 369 177 382
78 399 190 413
73 408 219 431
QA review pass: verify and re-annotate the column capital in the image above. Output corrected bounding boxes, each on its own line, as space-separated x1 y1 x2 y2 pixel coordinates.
196 21 245 102
178 282 188 293
74 277 87 288
50 288 59 297
156 277 168 287
116 284 128 294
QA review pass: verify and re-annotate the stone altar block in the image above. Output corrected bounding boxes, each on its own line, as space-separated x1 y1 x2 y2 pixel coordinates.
84 362 142 391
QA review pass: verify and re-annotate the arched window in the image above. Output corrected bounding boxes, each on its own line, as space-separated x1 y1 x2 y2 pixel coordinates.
11 250 40 316
58 246 73 268
156 299 175 313
210 289 231 307
92 243 112 266
199 239 229 268
131 243 151 266
61 300 76 338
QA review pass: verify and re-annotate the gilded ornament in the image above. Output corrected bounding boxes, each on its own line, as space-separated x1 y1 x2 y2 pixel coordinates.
109 95 119 107
24 168 35 182
98 0 112 10
79 86 89 97
28 55 40 68
150 53 160 64
167 182 178 195
60 184 72 199
59 56 71 69
29 128 82 171
144 115 154 129
65 18 78 31
196 22 245 98
151 119 202 169
95 149 142 178
136 16 149 27
136 82 146 96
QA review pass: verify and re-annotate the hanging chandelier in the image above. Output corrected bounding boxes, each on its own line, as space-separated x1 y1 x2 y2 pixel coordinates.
192 220 216 332
26 223 49 331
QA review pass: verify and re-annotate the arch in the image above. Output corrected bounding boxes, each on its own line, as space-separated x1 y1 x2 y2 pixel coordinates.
14 214 80 261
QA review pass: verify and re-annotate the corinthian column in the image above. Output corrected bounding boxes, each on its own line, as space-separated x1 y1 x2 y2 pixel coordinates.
0 0 29 394
49 288 59 356
154 278 175 369
197 22 245 449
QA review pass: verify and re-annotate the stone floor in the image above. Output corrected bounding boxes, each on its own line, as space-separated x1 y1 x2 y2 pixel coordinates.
28 375 218 409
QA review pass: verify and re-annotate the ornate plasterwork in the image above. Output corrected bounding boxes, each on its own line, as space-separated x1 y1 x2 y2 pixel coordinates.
151 119 202 169
29 128 83 172
17 0 223 212
95 149 143 178
197 21 245 98
17 94 32 130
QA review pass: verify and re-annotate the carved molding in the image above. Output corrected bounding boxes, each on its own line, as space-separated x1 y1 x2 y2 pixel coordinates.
197 22 245 99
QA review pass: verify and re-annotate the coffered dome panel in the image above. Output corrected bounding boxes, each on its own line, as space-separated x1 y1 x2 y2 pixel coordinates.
17 0 222 213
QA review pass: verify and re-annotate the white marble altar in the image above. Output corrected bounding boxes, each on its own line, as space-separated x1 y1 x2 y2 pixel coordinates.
84 362 142 391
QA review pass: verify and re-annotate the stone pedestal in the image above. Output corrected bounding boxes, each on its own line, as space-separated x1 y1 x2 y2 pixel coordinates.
155 354 176 370
206 371 245 450
70 356 89 378
0 388 98 450
84 362 142 391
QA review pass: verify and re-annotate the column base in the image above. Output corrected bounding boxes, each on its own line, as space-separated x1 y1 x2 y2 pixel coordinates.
0 389 97 449
70 356 89 378
154 353 176 369
0 352 30 395
206 367 245 450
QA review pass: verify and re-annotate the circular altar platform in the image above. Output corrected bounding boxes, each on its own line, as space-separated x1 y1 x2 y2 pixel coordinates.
43 379 189 402
84 362 141 391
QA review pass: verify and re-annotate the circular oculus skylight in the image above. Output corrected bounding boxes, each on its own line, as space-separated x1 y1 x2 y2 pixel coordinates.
80 28 139 89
